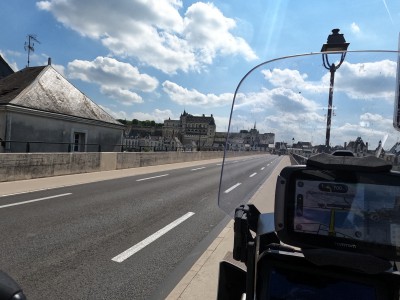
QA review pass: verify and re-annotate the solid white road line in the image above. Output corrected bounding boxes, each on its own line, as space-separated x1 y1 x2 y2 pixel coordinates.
136 174 169 182
224 183 241 194
112 212 195 263
191 167 206 171
249 173 257 178
0 193 72 209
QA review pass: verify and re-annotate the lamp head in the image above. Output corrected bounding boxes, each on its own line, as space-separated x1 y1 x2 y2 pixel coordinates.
321 29 350 52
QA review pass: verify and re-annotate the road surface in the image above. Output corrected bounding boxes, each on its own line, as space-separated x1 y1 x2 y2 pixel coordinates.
0 154 280 299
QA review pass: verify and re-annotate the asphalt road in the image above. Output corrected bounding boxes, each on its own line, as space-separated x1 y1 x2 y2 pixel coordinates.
0 154 280 299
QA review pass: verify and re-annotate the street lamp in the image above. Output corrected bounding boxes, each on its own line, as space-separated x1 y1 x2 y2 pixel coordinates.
321 29 349 150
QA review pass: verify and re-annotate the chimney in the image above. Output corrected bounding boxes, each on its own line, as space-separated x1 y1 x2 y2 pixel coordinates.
48 57 52 65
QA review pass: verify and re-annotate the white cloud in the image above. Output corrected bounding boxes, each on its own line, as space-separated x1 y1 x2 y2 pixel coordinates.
52 64 65 76
360 112 387 122
37 0 257 74
234 86 321 116
263 68 307 88
333 118 396 149
213 115 230 132
8 62 18 72
268 88 320 112
183 2 257 64
68 56 158 91
162 80 233 107
99 105 129 120
0 51 18 71
350 22 360 34
334 60 396 99
261 59 396 101
100 86 143 105
262 68 326 94
131 109 176 123
263 111 325 143
67 56 158 105
37 0 184 39
100 106 175 123
359 112 392 128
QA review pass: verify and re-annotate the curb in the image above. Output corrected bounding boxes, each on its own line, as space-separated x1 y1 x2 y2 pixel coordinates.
166 221 234 300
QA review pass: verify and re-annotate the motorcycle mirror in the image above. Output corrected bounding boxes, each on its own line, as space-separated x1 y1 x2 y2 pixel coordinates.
0 271 26 300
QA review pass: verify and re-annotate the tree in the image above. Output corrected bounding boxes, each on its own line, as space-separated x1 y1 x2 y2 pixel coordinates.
132 119 139 125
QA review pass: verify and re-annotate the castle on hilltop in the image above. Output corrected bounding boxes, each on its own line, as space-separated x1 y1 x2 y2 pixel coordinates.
162 110 216 150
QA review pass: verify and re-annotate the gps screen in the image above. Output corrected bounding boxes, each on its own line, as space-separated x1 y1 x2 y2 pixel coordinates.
294 180 400 247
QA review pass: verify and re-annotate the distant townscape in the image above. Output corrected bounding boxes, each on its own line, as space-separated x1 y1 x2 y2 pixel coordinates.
121 115 400 166
1 55 400 167
122 110 275 152
0 55 274 154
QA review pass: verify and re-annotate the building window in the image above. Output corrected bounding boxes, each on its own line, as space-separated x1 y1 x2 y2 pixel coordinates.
73 132 86 152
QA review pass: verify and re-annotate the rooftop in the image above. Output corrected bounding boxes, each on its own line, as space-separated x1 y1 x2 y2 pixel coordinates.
0 65 121 125
0 55 15 80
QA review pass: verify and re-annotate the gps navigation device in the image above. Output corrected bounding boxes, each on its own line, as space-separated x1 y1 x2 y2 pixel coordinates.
274 154 400 260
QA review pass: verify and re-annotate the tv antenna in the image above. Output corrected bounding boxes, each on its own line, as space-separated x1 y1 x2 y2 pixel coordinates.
24 34 40 67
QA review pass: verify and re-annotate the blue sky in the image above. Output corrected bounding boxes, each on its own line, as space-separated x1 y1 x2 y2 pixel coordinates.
1 0 400 131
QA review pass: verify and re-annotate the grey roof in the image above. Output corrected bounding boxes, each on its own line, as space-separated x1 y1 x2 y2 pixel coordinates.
0 65 121 125
188 116 214 123
184 115 215 126
0 55 14 79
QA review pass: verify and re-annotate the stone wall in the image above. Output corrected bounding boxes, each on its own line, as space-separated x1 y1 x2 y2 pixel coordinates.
0 151 229 182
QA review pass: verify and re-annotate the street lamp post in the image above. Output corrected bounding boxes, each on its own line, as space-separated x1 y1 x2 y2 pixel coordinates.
292 137 295 154
321 29 349 150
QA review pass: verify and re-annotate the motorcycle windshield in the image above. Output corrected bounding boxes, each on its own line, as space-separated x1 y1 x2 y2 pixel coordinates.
218 50 400 216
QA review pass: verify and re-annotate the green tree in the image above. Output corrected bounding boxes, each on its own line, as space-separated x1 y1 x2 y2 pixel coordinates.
117 119 128 125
